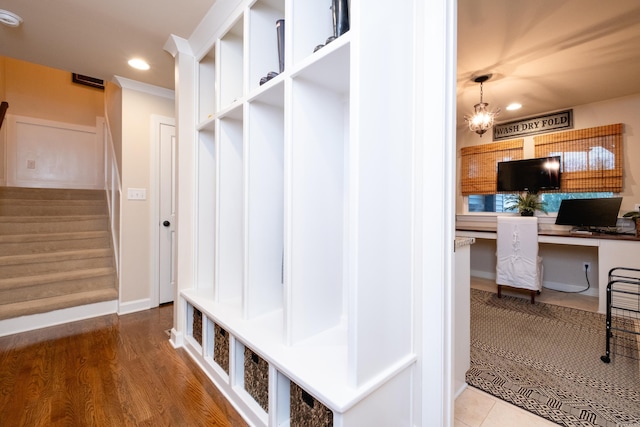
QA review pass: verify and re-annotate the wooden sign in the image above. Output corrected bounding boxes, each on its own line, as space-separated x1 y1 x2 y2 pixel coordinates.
493 109 573 140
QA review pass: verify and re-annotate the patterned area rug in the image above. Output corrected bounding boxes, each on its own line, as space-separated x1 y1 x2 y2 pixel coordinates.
467 289 640 426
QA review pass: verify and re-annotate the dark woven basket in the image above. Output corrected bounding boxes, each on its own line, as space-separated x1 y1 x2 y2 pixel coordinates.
192 307 202 345
244 348 269 412
290 382 333 427
213 324 230 374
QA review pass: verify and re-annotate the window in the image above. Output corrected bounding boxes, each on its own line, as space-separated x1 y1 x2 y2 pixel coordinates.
534 123 623 192
468 194 511 213
468 192 614 213
540 192 614 212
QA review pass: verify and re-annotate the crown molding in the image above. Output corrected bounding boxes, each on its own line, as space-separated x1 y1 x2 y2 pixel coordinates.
112 76 174 99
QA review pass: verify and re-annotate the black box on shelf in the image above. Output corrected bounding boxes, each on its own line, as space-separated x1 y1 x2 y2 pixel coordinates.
290 382 333 427
244 348 269 412
214 324 230 374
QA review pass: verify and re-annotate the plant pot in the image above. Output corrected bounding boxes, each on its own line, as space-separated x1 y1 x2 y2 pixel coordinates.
520 210 534 216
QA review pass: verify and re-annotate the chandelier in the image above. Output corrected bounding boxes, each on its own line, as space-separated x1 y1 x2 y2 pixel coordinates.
465 74 500 137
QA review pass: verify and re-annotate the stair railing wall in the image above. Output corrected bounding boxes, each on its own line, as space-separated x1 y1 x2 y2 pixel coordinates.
0 102 7 186
102 116 121 275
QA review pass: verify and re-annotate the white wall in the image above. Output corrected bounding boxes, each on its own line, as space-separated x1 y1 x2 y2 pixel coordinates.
5 115 104 189
115 78 175 311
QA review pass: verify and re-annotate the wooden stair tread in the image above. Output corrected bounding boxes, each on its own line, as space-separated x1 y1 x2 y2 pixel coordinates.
0 248 112 266
0 267 116 290
0 215 108 223
0 230 109 243
0 187 105 200
0 288 118 320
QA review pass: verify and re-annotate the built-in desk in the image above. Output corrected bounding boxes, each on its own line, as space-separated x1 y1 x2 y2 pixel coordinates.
456 226 640 313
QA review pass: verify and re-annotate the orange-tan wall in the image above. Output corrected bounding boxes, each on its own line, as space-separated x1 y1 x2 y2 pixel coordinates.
0 56 6 101
1 56 103 126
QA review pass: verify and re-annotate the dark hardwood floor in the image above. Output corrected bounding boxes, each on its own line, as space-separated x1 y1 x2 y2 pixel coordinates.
0 304 248 426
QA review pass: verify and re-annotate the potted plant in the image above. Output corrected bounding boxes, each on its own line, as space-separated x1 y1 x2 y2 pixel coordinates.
622 210 640 237
505 192 548 216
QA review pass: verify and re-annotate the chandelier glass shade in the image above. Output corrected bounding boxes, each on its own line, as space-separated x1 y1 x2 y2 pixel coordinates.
465 75 500 137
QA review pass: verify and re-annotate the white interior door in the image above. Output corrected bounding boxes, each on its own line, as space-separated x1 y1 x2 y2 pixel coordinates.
159 123 176 304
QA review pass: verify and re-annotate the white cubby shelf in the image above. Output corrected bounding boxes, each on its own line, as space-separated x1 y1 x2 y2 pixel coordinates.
176 0 420 425
182 289 416 415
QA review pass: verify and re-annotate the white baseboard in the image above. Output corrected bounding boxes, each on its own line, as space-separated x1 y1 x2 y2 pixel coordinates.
542 280 598 297
470 272 599 297
0 300 118 337
470 270 495 280
454 382 468 399
170 328 183 348
118 298 151 315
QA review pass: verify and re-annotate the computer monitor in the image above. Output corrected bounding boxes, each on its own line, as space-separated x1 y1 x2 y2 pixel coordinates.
555 197 622 231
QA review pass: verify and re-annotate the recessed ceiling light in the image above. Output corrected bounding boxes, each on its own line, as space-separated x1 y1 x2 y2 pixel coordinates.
128 58 150 71
506 103 522 111
0 9 23 27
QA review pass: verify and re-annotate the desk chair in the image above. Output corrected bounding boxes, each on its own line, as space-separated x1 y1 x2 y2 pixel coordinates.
496 216 543 303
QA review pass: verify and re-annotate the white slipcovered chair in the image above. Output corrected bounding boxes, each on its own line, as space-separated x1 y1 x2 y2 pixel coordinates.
496 216 543 303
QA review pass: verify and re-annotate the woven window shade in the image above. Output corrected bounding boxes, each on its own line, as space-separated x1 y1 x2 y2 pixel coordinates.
461 139 524 195
534 123 623 192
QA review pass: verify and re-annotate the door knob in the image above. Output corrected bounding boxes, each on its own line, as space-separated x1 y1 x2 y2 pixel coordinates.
163 220 171 227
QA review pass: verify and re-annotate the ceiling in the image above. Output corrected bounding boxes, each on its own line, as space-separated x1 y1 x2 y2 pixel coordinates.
0 0 216 89
457 0 640 131
1 0 640 127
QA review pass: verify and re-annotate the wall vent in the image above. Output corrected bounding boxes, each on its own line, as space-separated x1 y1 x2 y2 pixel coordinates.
72 73 105 90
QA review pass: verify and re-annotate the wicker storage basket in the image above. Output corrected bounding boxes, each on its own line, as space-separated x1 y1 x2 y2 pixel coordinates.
192 307 202 345
290 382 333 427
244 348 269 412
213 324 229 374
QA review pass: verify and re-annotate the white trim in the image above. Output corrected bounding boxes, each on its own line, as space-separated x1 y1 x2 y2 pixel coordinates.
542 280 598 297
170 328 183 348
0 300 117 337
415 0 456 424
470 272 599 297
454 383 468 400
117 298 151 315
0 114 7 186
470 270 495 281
112 76 175 100
150 115 176 308
163 34 193 57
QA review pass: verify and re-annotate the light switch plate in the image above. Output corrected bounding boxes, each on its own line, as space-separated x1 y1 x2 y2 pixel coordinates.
127 188 146 200
635 203 640 211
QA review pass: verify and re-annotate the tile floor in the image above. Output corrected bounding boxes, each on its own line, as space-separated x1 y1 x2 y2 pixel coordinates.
454 386 557 427
454 276 599 426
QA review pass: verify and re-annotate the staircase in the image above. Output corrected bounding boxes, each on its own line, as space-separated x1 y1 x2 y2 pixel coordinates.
0 187 118 321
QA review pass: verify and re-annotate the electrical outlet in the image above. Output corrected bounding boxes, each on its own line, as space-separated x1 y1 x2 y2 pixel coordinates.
583 262 591 272
635 203 640 211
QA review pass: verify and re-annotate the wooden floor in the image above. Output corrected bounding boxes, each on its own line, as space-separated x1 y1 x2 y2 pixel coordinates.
0 304 248 427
